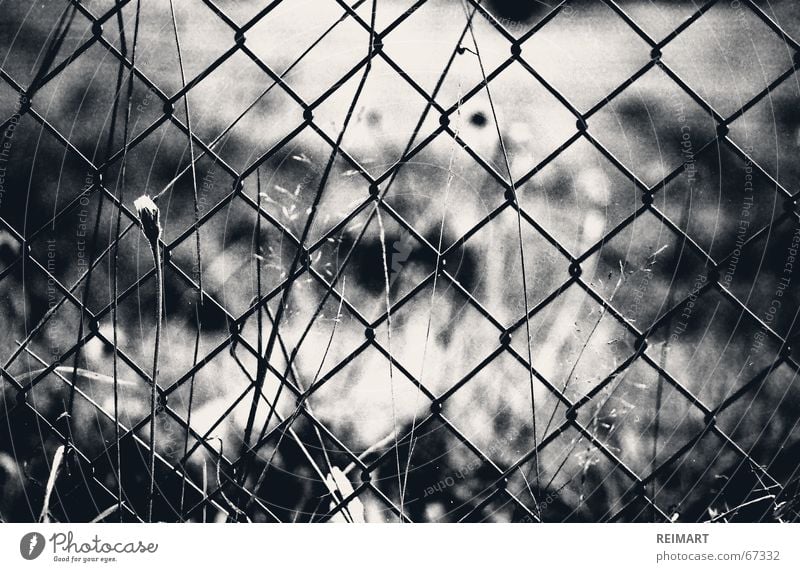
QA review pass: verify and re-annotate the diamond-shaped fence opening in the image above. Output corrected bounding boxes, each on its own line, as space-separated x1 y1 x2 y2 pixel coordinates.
1 0 800 523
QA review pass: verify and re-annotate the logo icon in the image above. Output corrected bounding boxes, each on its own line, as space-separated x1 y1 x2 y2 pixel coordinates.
19 532 45 560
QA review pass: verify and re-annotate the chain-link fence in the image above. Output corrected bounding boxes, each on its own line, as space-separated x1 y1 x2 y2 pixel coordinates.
1 0 800 523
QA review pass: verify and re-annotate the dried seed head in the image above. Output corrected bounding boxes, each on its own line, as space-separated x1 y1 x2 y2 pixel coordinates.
134 195 161 244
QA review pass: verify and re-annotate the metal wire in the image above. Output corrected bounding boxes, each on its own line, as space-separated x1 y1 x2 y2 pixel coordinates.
1 0 800 522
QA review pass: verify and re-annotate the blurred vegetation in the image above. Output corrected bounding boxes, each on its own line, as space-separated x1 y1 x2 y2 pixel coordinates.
1 0 800 522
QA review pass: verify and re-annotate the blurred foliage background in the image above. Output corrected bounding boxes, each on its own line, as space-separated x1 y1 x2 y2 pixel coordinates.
1 0 800 522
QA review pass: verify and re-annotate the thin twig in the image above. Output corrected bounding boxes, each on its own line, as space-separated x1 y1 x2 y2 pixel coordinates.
111 0 143 522
147 238 163 522
707 495 776 523
134 196 164 522
458 0 541 515
90 503 120 524
169 0 204 522
38 445 66 523
376 207 404 511
214 439 251 523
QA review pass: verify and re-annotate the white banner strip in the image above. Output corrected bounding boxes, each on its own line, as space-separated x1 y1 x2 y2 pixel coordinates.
0 523 798 570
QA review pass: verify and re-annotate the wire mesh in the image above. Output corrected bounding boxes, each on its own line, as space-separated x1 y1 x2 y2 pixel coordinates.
1 0 800 522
